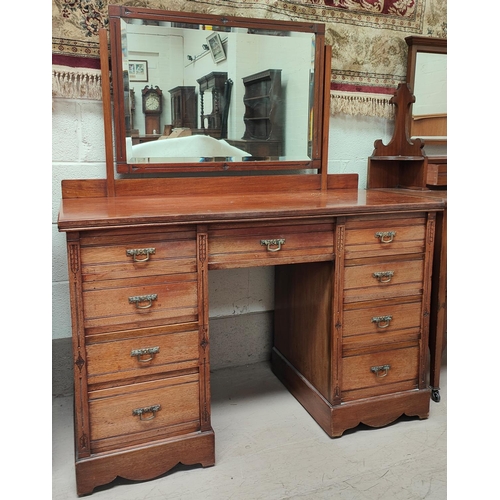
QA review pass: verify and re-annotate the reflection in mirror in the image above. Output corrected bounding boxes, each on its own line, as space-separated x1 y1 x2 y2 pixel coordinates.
109 7 324 172
411 52 447 142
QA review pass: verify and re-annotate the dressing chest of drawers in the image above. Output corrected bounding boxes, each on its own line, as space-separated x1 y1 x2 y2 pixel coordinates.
58 6 445 495
59 175 444 495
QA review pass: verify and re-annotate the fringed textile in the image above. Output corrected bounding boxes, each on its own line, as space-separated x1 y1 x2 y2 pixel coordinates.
52 65 103 100
330 91 395 119
52 0 446 113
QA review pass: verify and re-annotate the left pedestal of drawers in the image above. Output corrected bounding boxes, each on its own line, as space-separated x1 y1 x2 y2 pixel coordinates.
64 225 214 496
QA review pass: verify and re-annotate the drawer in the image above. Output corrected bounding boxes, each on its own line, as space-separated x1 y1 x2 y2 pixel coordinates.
208 220 334 269
344 257 424 303
86 329 200 385
342 346 419 401
344 214 426 259
89 373 200 453
80 228 197 281
343 299 422 338
427 161 447 186
82 273 198 330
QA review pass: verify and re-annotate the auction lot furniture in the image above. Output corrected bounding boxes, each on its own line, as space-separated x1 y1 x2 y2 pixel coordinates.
59 176 443 495
58 6 445 495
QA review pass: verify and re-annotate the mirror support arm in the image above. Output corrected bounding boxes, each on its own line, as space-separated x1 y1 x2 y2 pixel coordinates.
99 27 115 197
320 44 332 192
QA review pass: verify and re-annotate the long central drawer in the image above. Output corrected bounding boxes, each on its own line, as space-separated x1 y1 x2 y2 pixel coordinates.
208 219 334 269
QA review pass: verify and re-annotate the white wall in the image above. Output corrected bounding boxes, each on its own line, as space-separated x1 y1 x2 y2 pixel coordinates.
52 96 393 367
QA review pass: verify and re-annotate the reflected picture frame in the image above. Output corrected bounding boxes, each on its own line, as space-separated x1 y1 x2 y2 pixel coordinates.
129 60 148 82
206 32 226 63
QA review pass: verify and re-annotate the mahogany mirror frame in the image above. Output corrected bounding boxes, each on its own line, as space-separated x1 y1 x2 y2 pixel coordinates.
405 36 447 144
108 5 328 176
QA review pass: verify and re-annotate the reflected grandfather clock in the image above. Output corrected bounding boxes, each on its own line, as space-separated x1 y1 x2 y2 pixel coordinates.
142 85 163 134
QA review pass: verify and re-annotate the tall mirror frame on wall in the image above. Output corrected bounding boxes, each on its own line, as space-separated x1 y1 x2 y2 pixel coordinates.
108 5 327 174
405 36 447 147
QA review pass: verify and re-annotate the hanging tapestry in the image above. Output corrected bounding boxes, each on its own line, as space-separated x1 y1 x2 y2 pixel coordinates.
52 0 446 116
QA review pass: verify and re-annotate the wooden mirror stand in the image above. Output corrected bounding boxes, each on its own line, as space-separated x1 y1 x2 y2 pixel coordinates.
367 36 447 191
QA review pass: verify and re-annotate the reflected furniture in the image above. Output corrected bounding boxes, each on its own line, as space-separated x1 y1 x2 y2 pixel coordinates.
196 71 228 138
131 133 162 145
169 86 197 130
228 69 283 157
142 85 163 134
58 7 445 496
129 88 135 132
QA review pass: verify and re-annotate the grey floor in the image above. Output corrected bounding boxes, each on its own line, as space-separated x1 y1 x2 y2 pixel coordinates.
53 361 446 500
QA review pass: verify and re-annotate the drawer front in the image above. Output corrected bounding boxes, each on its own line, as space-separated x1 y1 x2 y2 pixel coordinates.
343 300 422 338
83 273 198 329
342 346 419 399
86 329 199 385
344 258 424 302
344 215 426 259
208 220 334 268
80 230 197 281
89 374 200 450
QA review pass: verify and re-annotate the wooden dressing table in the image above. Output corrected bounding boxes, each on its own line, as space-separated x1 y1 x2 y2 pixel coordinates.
58 7 445 495
59 175 444 495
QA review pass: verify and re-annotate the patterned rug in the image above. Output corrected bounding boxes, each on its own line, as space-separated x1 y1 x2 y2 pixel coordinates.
52 0 446 116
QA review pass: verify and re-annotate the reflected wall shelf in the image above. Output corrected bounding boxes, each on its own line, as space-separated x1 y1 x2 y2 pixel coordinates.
229 69 283 158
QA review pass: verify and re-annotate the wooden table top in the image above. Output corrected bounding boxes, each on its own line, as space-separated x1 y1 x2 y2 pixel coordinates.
58 188 446 232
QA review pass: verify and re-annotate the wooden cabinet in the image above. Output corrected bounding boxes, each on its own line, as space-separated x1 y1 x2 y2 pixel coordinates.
169 86 197 129
340 213 430 407
196 72 228 137
228 69 283 158
59 178 443 494
64 224 214 496
272 211 435 437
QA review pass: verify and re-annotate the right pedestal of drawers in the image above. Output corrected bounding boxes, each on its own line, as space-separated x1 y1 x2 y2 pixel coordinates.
272 211 435 437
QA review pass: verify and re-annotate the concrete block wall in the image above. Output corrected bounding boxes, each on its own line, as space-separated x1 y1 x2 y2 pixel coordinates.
52 96 393 396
